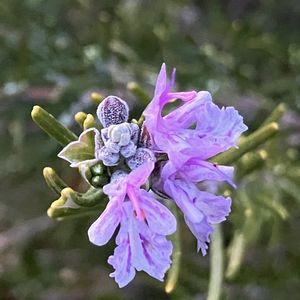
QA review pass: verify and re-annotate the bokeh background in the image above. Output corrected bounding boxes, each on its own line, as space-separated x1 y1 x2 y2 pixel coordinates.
1 0 300 299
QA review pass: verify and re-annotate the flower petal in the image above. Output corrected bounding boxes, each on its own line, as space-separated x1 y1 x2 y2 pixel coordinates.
163 91 211 129
139 190 177 235
164 178 204 223
108 242 135 288
127 161 155 187
181 160 236 188
88 200 122 246
194 192 232 224
185 216 214 256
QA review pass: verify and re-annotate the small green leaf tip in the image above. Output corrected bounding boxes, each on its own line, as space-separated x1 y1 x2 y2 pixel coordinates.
90 92 104 105
75 112 88 127
43 167 67 195
31 105 78 146
83 114 98 130
127 81 151 104
165 203 181 294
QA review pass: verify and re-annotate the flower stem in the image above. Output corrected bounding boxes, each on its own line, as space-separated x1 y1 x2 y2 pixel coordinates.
236 149 268 179
31 106 78 146
61 187 106 208
213 122 279 165
47 205 98 220
225 230 246 280
207 224 224 300
165 203 181 294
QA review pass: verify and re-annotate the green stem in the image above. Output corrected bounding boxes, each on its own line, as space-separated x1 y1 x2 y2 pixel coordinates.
61 187 106 207
260 103 286 127
47 205 98 220
31 105 78 146
225 231 246 280
236 149 268 179
212 122 279 165
207 224 224 300
165 203 181 294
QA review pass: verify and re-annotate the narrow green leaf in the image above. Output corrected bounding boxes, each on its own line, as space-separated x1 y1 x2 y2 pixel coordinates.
31 106 77 146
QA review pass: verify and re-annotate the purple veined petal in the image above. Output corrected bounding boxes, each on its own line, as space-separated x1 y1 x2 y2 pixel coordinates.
166 91 197 103
195 102 248 146
108 242 136 288
127 186 144 221
103 176 127 199
180 159 236 188
97 96 129 128
178 100 248 159
127 161 155 186
139 190 177 235
163 91 212 129
163 178 204 224
185 216 214 256
194 192 232 224
131 221 173 281
113 202 173 283
108 209 135 288
88 200 122 246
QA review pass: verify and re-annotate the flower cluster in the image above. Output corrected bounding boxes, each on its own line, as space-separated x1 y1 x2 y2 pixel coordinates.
58 63 247 287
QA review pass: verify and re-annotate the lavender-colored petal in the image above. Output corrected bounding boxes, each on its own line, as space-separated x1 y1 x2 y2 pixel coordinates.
194 192 231 224
127 161 154 187
185 216 214 255
131 220 173 281
154 63 168 97
97 96 129 127
139 190 177 235
163 178 204 223
108 212 135 287
163 91 212 129
88 200 122 246
180 160 236 188
103 173 127 199
108 242 135 288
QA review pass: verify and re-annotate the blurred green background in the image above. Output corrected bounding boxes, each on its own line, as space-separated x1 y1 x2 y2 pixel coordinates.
0 0 300 299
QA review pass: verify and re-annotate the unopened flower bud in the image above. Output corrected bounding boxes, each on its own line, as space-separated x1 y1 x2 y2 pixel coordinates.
126 148 155 170
97 96 129 128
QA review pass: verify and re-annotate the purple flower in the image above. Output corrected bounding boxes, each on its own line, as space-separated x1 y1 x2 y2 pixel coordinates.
88 161 176 287
144 63 247 253
57 63 248 287
162 159 233 255
144 63 247 166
